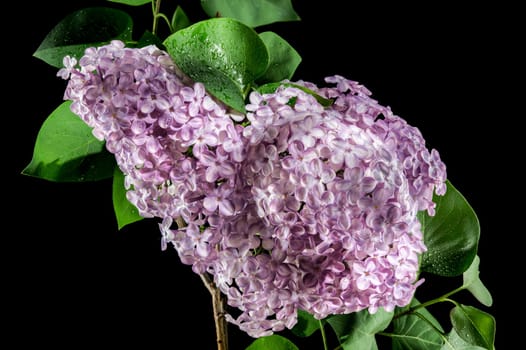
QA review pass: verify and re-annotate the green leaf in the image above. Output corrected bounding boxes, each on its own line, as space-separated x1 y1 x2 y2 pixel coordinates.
392 298 444 350
256 82 333 107
200 0 300 28
164 17 269 112
171 5 191 33
112 167 144 230
107 0 151 5
290 309 320 337
33 7 133 68
418 180 480 276
441 329 487 350
22 101 115 182
327 309 393 350
246 334 299 350
450 305 496 350
136 30 165 49
257 31 302 83
462 255 493 307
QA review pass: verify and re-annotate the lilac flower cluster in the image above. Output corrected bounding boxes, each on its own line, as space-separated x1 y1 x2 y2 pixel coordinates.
60 40 447 338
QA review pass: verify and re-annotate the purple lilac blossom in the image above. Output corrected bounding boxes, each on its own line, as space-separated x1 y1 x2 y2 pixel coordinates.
59 40 447 338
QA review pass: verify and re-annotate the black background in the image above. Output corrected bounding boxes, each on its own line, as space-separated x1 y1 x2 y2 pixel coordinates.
8 0 512 348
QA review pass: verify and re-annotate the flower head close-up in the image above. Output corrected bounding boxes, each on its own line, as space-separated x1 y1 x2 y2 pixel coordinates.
15 1 498 349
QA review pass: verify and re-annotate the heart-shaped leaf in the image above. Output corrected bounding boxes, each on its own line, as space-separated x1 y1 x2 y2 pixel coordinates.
135 30 165 49
441 328 487 350
112 167 144 230
327 309 393 350
418 180 480 276
257 31 302 83
200 0 300 28
246 334 299 350
392 298 444 350
462 255 493 307
450 305 496 349
171 5 191 33
34 7 133 68
22 101 115 182
163 17 269 112
290 309 320 337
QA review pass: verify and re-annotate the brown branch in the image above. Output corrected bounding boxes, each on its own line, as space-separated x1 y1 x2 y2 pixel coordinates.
200 273 229 350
